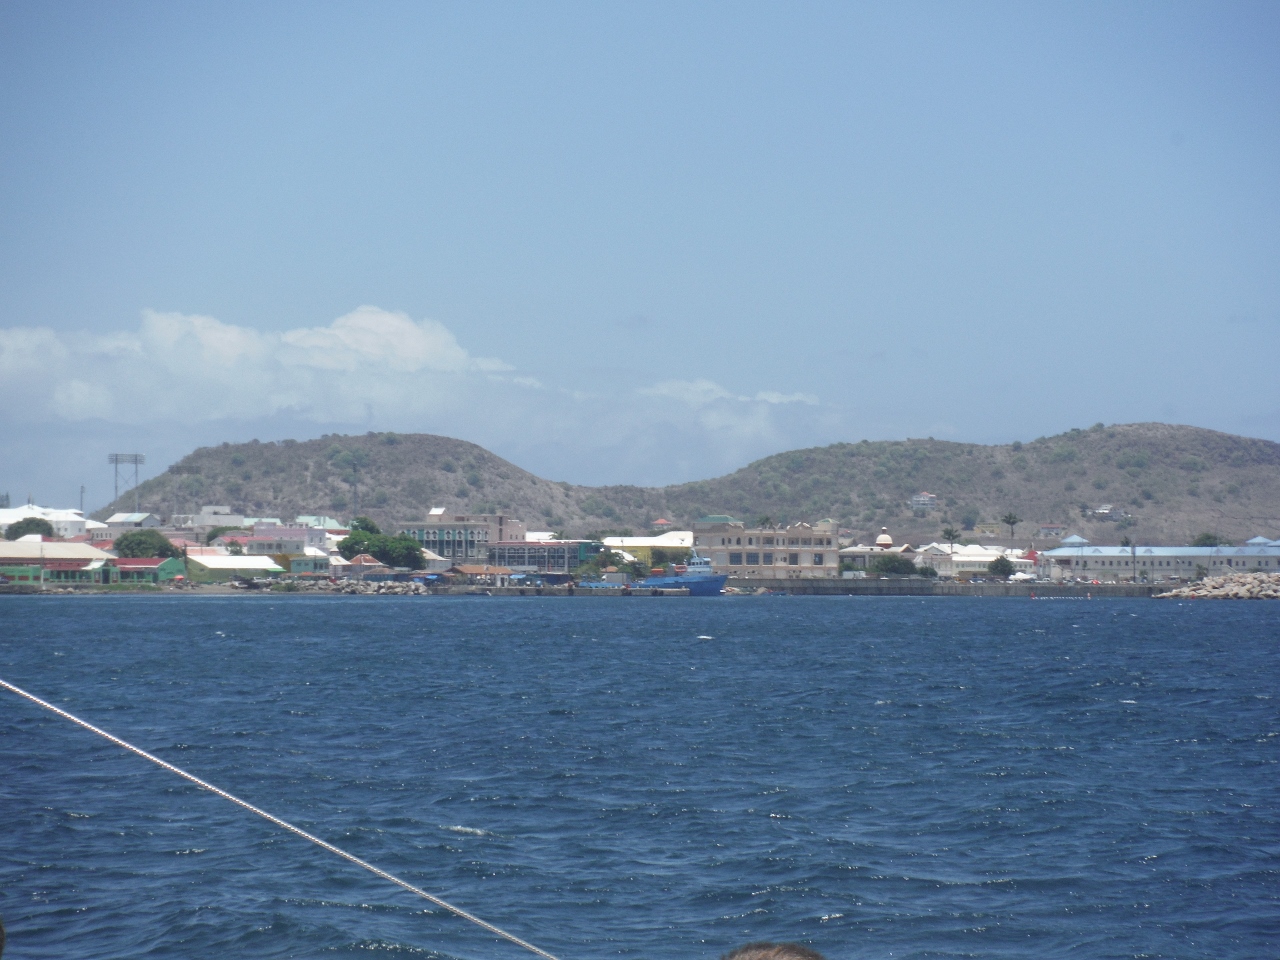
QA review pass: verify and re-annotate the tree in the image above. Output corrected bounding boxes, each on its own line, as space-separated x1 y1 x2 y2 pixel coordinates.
205 525 245 545
941 526 960 551
988 555 1015 579
350 516 381 534
1001 513 1021 540
1192 532 1225 547
113 529 180 558
5 517 54 540
871 553 918 576
338 529 424 569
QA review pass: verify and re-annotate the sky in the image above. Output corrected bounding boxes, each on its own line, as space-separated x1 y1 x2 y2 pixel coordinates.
2 1 1278 510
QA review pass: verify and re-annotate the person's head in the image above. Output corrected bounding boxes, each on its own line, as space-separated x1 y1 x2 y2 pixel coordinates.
721 943 825 960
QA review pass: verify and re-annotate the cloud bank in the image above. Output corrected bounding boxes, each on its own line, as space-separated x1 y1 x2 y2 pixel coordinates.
3 306 513 423
1 307 840 492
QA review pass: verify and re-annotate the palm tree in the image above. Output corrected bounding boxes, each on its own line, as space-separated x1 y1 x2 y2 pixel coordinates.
1001 512 1021 541
941 526 960 552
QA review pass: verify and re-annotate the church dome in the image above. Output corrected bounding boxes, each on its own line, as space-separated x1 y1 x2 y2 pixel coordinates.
875 527 893 547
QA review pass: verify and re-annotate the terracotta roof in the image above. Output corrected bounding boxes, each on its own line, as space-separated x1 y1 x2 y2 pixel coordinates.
450 564 513 575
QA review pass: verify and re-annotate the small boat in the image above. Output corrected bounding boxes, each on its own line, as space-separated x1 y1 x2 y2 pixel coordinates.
635 553 727 596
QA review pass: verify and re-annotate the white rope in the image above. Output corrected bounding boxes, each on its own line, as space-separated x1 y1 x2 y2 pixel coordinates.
0 676 561 960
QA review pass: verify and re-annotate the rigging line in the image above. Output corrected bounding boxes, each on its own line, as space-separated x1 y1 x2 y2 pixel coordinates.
0 677 562 960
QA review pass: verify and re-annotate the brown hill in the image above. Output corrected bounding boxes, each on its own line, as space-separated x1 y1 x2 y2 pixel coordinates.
97 423 1280 545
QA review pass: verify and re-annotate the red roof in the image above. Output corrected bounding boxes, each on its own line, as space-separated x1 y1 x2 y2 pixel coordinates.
348 554 382 565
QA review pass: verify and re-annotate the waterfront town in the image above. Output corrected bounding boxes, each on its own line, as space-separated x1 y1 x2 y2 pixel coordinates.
1 495 1277 592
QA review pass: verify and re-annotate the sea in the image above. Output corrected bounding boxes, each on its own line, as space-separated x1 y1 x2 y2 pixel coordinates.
1 595 1277 960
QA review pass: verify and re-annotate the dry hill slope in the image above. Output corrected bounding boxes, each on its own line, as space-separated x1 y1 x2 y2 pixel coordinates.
98 423 1280 545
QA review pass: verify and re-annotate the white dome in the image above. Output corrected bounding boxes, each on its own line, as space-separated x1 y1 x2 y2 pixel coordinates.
875 527 893 547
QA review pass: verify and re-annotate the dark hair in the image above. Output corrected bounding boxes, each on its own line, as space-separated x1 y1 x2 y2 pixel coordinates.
721 943 826 960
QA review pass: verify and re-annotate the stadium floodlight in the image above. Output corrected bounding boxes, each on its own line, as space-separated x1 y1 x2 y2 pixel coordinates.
108 453 146 511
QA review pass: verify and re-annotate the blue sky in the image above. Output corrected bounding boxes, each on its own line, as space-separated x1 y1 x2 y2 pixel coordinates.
2 1 1278 509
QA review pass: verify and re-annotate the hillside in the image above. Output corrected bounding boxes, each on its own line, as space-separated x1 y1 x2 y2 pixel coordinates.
96 423 1280 545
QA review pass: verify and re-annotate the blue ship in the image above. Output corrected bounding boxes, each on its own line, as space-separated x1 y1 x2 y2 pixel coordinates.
636 553 726 596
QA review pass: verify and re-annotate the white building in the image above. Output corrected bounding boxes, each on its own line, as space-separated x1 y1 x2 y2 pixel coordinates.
105 512 163 534
1040 537 1280 582
909 492 939 511
0 504 90 539
912 542 1034 579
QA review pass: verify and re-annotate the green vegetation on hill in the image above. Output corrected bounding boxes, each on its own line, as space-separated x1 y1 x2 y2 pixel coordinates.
96 423 1280 545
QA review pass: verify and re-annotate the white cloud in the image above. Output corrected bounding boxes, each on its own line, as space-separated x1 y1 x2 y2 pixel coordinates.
0 306 517 425
755 390 819 406
639 379 820 408
639 378 736 407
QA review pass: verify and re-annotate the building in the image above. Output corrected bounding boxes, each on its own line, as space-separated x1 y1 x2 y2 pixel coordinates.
295 515 347 530
0 504 90 539
400 508 527 563
240 523 329 557
1037 523 1068 539
446 564 513 585
0 540 118 585
346 554 389 577
600 530 693 566
909 492 939 512
838 528 917 571
1040 538 1280 582
105 512 163 534
289 547 333 576
111 556 186 583
487 540 601 575
170 506 246 535
185 555 286 582
911 542 1034 579
692 516 841 578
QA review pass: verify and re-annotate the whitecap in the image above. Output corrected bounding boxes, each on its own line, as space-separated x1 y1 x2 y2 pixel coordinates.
442 825 490 836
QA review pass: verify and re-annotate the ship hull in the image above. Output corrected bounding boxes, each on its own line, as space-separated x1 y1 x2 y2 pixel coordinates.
636 574 727 596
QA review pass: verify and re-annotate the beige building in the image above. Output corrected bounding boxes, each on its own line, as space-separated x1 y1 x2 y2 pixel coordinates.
399 507 527 563
692 516 840 578
838 528 916 571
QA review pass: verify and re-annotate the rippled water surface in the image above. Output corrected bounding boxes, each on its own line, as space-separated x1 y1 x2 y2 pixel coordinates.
1 595 1277 959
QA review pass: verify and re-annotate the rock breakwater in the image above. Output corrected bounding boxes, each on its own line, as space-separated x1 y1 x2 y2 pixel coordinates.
1155 571 1280 600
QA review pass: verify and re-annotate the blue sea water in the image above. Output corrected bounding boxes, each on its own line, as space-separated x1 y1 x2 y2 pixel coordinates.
1 595 1277 960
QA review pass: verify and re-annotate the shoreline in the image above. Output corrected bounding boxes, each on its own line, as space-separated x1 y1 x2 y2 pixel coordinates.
1 581 1160 598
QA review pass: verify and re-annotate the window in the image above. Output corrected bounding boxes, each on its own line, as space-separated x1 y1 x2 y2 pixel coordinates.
813 553 824 565
763 537 774 546
763 552 774 565
747 538 753 546
801 538 812 546
729 552 743 565
746 552 760 565
789 553 799 565
736 538 742 546
789 538 799 545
